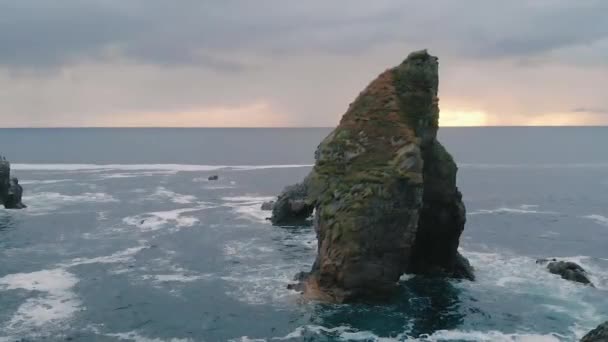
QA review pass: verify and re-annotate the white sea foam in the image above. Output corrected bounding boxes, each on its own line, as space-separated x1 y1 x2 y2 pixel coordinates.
221 229 316 305
222 195 275 223
133 256 214 288
61 245 148 267
583 214 608 227
106 331 193 342
19 191 118 214
0 268 80 334
223 240 275 259
142 274 209 283
96 170 177 179
147 187 197 204
459 249 607 339
123 204 214 232
469 205 558 216
193 176 238 189
461 250 607 292
221 263 300 305
223 196 276 202
13 163 313 172
416 329 563 341
233 325 563 342
519 204 539 209
205 185 237 189
23 191 118 204
97 211 108 220
19 179 73 185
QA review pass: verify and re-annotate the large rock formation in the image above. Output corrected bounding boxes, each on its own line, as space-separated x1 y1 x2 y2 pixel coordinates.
581 321 608 342
0 157 26 209
273 50 473 302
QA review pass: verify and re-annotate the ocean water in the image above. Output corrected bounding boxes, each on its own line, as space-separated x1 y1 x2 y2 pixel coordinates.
0 127 607 342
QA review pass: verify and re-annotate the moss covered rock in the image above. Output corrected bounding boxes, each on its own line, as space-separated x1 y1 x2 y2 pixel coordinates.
273 50 473 302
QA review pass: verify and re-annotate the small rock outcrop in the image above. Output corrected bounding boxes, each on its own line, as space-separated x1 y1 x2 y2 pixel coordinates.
270 180 314 225
537 259 594 286
0 157 26 209
273 50 473 302
0 159 10 205
581 321 608 342
6 177 26 209
261 201 275 211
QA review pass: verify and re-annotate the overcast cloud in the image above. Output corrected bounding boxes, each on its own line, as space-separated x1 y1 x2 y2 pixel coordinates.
1 0 607 127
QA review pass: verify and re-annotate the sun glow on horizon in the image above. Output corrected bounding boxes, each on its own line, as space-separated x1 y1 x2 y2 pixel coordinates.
439 109 489 127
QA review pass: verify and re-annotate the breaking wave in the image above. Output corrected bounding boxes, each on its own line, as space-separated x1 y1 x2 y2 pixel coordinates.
583 214 608 227
0 268 80 338
122 204 216 232
222 195 275 223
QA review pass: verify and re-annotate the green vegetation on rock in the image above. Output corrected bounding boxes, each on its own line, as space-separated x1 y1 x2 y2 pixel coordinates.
271 50 473 302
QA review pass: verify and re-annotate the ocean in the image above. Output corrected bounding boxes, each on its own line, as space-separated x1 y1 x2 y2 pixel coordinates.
0 127 606 341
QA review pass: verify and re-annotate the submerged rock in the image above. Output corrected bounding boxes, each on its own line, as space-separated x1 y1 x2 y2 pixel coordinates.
270 180 314 225
275 50 473 302
537 259 594 286
581 321 608 342
0 158 26 209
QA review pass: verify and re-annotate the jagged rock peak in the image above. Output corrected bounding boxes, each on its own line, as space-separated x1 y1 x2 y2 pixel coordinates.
272 50 472 302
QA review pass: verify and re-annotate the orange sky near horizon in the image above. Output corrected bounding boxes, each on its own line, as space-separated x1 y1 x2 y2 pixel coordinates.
83 106 606 128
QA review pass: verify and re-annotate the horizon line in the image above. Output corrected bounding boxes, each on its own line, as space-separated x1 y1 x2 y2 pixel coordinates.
0 125 607 129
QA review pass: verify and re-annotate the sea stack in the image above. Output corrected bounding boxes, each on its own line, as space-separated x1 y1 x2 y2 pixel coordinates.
0 157 26 209
273 50 473 302
0 158 10 205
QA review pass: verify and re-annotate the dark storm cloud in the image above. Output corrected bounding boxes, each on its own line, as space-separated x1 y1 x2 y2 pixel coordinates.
1 1 607 127
2 0 608 70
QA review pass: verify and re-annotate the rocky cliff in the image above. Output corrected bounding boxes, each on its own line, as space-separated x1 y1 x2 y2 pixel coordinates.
272 50 473 302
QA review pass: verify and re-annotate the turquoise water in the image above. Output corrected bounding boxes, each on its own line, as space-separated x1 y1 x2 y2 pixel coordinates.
0 128 607 341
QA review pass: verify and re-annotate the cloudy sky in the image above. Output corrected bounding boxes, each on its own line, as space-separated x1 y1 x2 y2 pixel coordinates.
1 0 607 127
